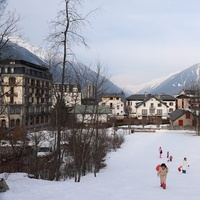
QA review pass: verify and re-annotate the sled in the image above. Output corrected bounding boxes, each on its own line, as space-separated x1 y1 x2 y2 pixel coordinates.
156 164 161 171
178 166 182 172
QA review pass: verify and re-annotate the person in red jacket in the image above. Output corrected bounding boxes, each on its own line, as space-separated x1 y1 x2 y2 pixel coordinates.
157 163 169 189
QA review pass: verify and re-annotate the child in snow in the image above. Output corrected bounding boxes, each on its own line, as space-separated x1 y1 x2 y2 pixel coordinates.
157 163 168 189
169 155 173 162
167 151 169 159
159 147 163 158
181 157 189 174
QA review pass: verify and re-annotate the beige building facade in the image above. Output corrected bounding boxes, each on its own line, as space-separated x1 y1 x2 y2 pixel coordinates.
0 59 53 129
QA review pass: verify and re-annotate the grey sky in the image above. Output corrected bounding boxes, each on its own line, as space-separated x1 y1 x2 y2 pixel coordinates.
7 0 200 92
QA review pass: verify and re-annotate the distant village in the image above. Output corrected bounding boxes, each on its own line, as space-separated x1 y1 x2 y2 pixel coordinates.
0 59 198 131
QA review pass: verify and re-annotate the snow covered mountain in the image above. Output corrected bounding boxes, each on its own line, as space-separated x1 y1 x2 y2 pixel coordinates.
1 37 124 94
134 63 200 96
4 37 199 96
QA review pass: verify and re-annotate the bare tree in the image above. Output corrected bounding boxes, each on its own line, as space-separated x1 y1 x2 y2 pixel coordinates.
0 0 20 55
46 0 92 181
0 0 20 121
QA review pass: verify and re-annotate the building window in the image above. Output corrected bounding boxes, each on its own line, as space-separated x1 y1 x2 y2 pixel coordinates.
169 108 173 113
36 107 39 114
10 87 14 94
10 119 15 127
4 67 8 73
10 107 15 114
157 109 162 115
15 106 21 114
158 103 162 107
41 107 44 113
36 116 39 124
16 119 20 126
186 112 190 119
73 87 78 92
1 119 6 127
30 107 34 113
10 96 14 104
41 116 44 123
30 117 34 125
66 85 70 92
169 102 173 106
10 106 21 114
149 108 155 114
45 116 48 123
142 109 147 115
11 67 14 73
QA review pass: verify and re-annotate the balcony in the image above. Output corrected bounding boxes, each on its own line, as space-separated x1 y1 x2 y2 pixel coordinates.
45 93 51 98
35 93 43 98
6 92 18 97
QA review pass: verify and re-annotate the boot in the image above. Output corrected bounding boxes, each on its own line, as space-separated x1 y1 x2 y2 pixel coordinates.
160 183 163 187
162 183 166 189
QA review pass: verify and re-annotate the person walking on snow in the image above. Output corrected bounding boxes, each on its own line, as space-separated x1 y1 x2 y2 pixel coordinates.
157 163 168 189
181 157 189 174
159 147 163 158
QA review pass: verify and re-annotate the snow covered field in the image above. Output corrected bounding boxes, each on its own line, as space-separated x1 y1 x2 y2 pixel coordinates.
1 129 200 200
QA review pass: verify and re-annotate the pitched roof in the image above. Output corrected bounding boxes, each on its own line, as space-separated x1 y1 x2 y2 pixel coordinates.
72 105 111 114
169 109 192 122
126 94 147 101
157 94 176 101
176 94 189 99
126 94 176 101
135 96 168 108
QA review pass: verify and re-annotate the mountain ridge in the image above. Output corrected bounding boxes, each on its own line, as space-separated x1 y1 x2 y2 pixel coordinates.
133 63 200 96
5 37 200 97
2 37 125 95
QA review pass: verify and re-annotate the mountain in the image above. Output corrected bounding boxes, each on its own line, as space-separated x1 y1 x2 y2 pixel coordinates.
135 63 200 96
1 37 124 94
0 37 47 66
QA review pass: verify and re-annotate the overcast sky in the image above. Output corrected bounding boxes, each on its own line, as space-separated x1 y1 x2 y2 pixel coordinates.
7 0 200 92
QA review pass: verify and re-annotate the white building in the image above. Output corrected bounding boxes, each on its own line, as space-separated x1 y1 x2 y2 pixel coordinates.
126 94 176 121
99 93 125 118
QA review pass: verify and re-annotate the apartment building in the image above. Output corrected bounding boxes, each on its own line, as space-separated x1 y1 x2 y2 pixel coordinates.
0 59 53 129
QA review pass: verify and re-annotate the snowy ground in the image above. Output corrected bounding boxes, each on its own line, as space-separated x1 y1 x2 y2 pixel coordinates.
1 129 200 200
